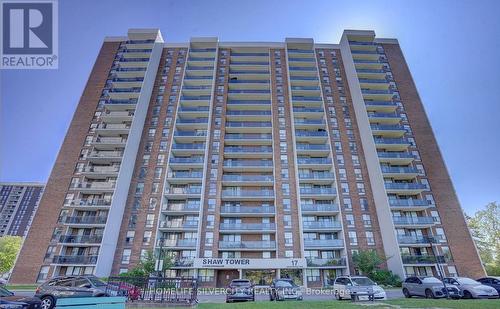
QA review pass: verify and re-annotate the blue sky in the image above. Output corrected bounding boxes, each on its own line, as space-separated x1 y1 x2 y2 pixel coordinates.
1 0 499 214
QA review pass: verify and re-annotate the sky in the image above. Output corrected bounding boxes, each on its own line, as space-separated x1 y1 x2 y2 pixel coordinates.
1 0 499 214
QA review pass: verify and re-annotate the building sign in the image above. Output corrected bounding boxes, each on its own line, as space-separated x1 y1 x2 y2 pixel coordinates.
193 258 307 269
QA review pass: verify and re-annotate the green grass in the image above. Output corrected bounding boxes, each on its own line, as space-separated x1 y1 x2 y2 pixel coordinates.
150 299 500 309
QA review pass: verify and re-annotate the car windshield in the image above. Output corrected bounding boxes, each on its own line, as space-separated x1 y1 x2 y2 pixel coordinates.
275 280 294 287
87 277 107 287
0 286 13 297
352 277 375 286
457 278 480 285
422 277 442 284
230 280 251 287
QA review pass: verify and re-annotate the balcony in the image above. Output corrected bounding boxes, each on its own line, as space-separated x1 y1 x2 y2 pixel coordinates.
223 160 273 172
389 199 432 211
62 216 107 225
166 172 203 183
377 152 415 164
370 124 406 137
392 216 435 227
226 110 271 121
306 257 346 267
220 205 275 216
175 118 209 129
101 111 134 122
221 175 274 185
221 189 274 200
296 144 330 155
224 133 272 145
59 235 103 244
299 187 336 197
103 99 138 109
385 182 427 194
219 241 276 250
72 182 115 193
160 221 199 230
301 204 339 214
162 203 200 214
164 187 202 197
174 130 207 142
68 199 111 209
298 173 335 184
367 112 401 124
177 106 210 117
169 157 204 168
380 166 419 179
303 239 344 248
81 166 119 177
365 101 398 112
52 255 98 265
219 223 276 232
397 235 436 245
91 137 127 149
171 143 206 154
161 238 197 248
224 146 273 158
295 130 328 141
225 121 272 133
294 119 325 128
179 96 211 106
401 255 447 265
302 221 342 231
297 158 332 167
293 108 325 117
226 100 271 109
374 138 411 151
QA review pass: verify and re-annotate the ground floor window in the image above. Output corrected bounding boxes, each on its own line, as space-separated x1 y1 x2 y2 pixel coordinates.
244 269 276 285
306 269 320 282
198 269 214 282
280 269 303 286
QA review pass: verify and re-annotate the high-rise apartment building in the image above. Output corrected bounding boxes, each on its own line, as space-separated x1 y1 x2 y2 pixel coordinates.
11 29 485 286
0 182 44 237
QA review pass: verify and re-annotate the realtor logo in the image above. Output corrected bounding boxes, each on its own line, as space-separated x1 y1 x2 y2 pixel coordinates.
1 0 58 69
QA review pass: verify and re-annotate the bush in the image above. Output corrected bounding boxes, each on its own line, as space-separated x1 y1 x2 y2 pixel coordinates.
371 269 402 287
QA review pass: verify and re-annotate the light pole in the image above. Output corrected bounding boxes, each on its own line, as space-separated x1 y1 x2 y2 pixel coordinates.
156 238 164 277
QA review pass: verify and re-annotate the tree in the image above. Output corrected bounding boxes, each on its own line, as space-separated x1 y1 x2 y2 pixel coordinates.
352 250 385 277
352 250 401 287
119 249 174 278
466 202 500 275
0 236 23 275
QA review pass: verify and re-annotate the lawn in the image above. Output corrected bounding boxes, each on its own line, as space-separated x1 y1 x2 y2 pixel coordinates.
154 299 500 309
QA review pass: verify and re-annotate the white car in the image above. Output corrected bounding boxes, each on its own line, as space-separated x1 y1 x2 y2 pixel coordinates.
333 276 386 300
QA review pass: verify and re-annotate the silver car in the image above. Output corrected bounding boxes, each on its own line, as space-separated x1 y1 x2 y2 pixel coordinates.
443 277 499 299
402 276 461 299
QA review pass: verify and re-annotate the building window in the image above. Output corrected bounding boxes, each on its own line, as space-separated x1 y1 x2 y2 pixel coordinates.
285 250 293 258
285 232 293 246
362 214 372 227
204 250 212 258
121 249 131 264
198 269 214 282
145 214 155 228
366 231 375 245
205 232 213 245
346 214 355 227
36 266 50 282
125 231 135 244
143 231 152 245
349 231 358 246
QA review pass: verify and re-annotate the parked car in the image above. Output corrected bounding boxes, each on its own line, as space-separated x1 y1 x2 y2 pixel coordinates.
269 279 303 301
35 275 109 309
402 276 461 299
333 276 386 300
0 278 7 285
225 279 254 303
476 276 500 294
0 285 42 308
443 277 498 299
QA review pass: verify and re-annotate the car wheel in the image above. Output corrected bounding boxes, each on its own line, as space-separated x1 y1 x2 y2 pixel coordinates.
463 290 473 299
425 289 435 299
41 296 55 309
403 288 411 298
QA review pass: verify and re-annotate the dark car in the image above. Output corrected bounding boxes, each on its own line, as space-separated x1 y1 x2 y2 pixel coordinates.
269 279 303 301
0 285 42 309
35 275 109 309
225 279 254 303
477 276 500 294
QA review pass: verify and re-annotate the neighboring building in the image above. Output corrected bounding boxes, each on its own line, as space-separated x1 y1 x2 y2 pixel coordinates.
0 182 44 237
11 29 485 286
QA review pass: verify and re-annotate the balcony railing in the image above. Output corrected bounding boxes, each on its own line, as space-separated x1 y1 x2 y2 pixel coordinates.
380 166 419 174
301 204 339 212
231 61 269 65
226 121 272 128
219 223 276 230
295 131 328 137
296 144 329 151
306 257 346 267
385 183 427 190
401 255 447 264
294 119 325 125
163 203 200 212
69 199 111 207
72 182 116 190
297 158 332 165
224 146 272 153
161 238 197 247
370 124 405 131
174 131 208 137
224 133 272 140
219 241 276 249
302 221 342 229
293 108 324 113
222 175 274 182
167 172 203 178
63 216 107 224
226 110 271 116
59 235 103 244
292 96 322 101
160 221 199 229
223 160 273 167
298 173 335 180
389 199 431 207
164 188 202 195
397 235 436 244
228 80 269 84
303 239 344 247
176 118 209 125
377 152 414 160
392 216 435 225
169 157 204 164
226 100 271 105
374 138 410 145
300 188 336 195
368 112 400 119
171 144 206 150
52 255 98 264
221 190 274 197
220 205 275 214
